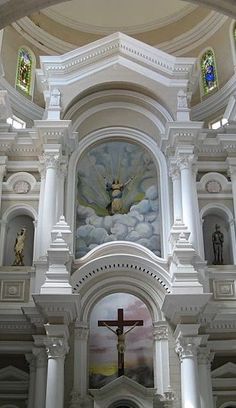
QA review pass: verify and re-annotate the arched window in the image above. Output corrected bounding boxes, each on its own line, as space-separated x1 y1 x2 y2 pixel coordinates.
200 49 218 96
16 47 35 95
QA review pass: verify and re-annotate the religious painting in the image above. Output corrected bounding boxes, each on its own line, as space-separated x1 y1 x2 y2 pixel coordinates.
16 48 33 95
89 293 153 388
201 49 218 95
76 141 161 258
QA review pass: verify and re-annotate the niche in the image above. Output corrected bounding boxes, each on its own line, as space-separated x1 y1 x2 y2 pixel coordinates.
4 215 34 266
202 213 233 265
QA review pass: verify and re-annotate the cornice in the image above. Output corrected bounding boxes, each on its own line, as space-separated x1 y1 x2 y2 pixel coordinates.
0 77 43 123
191 73 236 121
36 32 196 89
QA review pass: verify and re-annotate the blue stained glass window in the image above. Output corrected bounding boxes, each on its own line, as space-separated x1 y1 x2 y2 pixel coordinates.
201 49 218 95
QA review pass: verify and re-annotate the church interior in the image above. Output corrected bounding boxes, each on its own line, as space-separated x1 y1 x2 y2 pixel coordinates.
0 1 236 407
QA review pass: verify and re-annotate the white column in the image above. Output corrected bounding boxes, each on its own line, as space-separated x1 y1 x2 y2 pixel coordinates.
169 161 182 222
44 336 69 408
25 353 36 408
198 347 214 408
70 322 91 408
56 161 67 221
153 322 171 395
175 326 201 408
0 156 7 214
33 348 47 408
178 152 197 247
35 162 46 259
0 219 6 265
40 144 61 256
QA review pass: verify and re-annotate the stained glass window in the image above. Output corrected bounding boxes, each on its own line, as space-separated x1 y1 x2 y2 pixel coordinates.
16 48 34 95
201 49 218 95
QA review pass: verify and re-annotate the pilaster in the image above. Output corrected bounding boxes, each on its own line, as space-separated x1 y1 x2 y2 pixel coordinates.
153 321 170 395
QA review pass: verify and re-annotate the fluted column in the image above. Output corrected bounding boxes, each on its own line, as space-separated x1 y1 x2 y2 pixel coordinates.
169 160 182 223
175 325 201 408
198 347 214 408
40 144 61 256
70 322 90 407
25 353 36 408
45 336 69 408
153 322 170 395
33 348 47 408
177 151 197 247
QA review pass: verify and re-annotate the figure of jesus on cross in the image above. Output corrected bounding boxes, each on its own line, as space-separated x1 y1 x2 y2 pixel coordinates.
98 308 143 377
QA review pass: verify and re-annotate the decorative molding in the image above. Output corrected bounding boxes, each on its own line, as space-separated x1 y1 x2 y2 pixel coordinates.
45 337 69 358
153 323 169 340
191 73 236 121
213 280 236 300
72 260 171 294
0 77 43 123
0 279 27 302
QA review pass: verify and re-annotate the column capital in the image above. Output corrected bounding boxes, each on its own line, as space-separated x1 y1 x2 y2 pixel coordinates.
41 144 62 170
45 337 69 359
198 346 214 366
175 336 200 361
153 322 168 340
177 154 195 170
74 321 89 341
33 347 47 368
168 159 180 180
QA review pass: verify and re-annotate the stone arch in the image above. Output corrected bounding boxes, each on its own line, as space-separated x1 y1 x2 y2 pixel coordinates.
200 203 236 265
0 203 37 266
72 243 170 322
219 403 236 408
108 399 140 408
63 88 173 140
66 127 171 259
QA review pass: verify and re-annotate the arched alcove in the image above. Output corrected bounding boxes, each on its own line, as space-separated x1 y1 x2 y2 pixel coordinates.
201 206 234 265
3 214 34 266
89 292 153 388
75 138 161 258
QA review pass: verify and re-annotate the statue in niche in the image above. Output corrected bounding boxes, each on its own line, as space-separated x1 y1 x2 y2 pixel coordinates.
212 224 224 265
12 228 27 266
104 177 134 215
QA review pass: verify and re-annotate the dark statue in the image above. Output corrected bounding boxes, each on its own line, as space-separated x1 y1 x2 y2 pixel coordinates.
212 224 224 265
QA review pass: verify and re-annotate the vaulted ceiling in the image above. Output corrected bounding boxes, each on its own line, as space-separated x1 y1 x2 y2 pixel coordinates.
0 0 235 30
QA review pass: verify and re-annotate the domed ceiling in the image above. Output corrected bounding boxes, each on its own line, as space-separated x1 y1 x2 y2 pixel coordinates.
42 0 198 35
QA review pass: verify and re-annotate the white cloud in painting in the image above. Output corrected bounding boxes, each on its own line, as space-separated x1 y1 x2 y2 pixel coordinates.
76 185 161 258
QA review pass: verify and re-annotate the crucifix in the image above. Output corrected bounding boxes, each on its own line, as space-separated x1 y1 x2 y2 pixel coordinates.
98 308 143 377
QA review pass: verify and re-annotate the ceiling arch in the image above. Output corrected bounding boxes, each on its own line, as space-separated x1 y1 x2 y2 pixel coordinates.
0 0 235 30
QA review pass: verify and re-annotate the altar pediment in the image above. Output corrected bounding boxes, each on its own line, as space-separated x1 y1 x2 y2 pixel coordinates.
90 375 155 408
36 32 197 116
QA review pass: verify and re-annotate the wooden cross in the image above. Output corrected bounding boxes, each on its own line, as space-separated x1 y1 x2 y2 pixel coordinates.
98 308 143 377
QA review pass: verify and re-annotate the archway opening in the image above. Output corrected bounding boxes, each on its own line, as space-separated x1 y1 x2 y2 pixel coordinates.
89 292 153 388
202 212 233 265
76 139 161 258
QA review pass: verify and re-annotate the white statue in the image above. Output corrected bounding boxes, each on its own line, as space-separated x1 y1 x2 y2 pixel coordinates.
13 228 27 266
177 89 188 109
49 88 61 108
